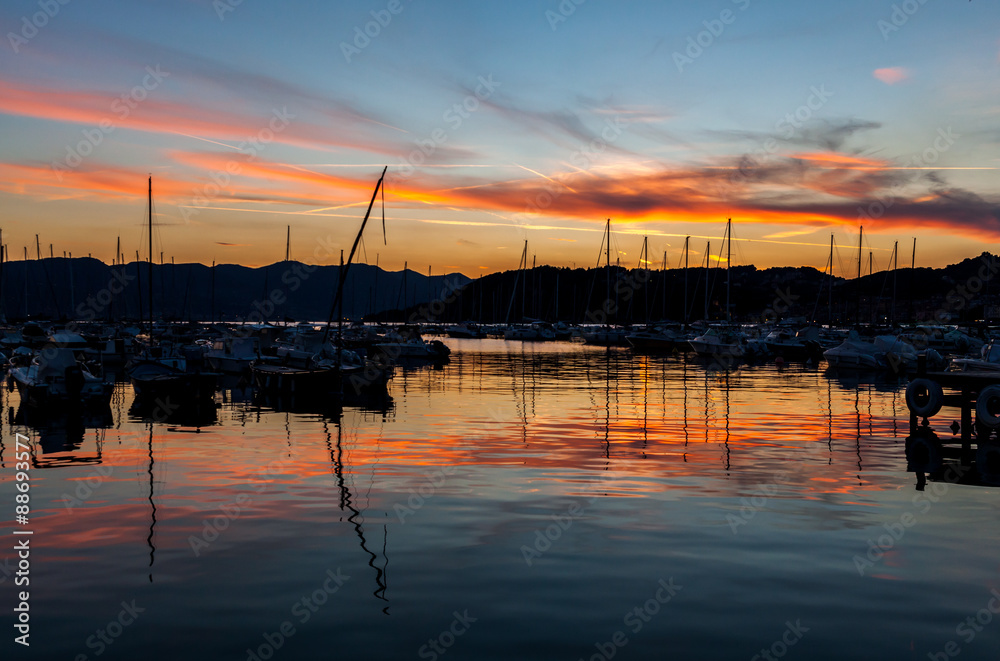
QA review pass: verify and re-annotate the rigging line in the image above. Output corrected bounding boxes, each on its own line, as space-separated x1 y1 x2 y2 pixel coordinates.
595 224 607 268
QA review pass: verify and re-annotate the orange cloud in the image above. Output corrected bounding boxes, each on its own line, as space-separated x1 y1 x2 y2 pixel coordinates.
0 78 399 157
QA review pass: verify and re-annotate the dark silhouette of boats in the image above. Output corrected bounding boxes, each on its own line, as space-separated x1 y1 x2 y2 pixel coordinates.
8 346 113 409
124 177 220 405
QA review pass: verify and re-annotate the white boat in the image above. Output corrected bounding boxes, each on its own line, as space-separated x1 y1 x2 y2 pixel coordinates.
901 326 984 355
8 348 113 408
763 326 823 360
373 336 450 360
204 336 260 374
688 327 746 359
445 323 485 339
272 327 331 368
98 336 131 366
582 327 629 346
626 326 682 352
822 331 881 369
950 340 1000 372
504 325 540 341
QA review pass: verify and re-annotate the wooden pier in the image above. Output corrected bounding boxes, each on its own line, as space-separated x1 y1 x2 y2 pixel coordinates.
905 357 1000 485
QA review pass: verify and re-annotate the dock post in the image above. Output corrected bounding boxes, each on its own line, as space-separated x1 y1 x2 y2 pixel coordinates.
961 389 973 466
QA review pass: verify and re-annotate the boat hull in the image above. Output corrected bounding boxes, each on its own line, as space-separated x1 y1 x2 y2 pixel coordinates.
9 366 113 409
251 363 340 396
128 360 219 402
205 354 254 375
688 340 745 359
626 334 679 352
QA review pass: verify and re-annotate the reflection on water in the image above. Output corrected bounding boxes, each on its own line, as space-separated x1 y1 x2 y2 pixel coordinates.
1 339 998 660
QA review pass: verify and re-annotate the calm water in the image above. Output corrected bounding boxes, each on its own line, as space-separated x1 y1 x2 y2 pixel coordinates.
2 340 999 660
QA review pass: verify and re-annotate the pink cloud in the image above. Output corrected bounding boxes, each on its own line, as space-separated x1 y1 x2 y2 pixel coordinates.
873 67 909 85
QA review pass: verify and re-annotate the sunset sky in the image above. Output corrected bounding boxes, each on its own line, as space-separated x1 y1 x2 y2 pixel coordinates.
1 0 997 277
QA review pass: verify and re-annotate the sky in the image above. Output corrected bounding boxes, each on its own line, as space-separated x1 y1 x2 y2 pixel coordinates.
0 0 997 277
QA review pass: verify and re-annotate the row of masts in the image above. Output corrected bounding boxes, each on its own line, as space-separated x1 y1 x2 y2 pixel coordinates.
0 185 920 326
500 219 921 326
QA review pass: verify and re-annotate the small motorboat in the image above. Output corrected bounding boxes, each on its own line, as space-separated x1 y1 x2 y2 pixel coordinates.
688 327 746 359
822 331 881 369
127 344 219 403
204 336 260 375
764 326 824 361
950 340 1000 372
626 326 683 352
373 327 450 362
8 348 113 408
445 323 485 339
582 327 629 347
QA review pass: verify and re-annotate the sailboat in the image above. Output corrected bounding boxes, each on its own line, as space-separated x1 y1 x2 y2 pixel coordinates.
688 219 748 359
127 177 219 403
251 167 393 398
582 219 629 346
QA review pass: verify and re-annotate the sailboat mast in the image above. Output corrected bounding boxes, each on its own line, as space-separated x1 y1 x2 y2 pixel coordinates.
114 236 120 320
135 250 143 328
323 166 387 342
892 240 898 325
286 225 290 262
828 233 834 324
704 241 710 321
684 236 690 325
868 250 873 324
662 249 667 321
856 225 863 324
521 241 527 321
642 236 649 323
858 227 863 277
554 271 559 321
726 218 732 324
605 219 611 328
211 260 216 323
909 237 916 322
147 176 154 334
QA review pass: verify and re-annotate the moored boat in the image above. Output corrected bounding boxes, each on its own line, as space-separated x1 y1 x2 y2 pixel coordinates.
9 347 113 408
